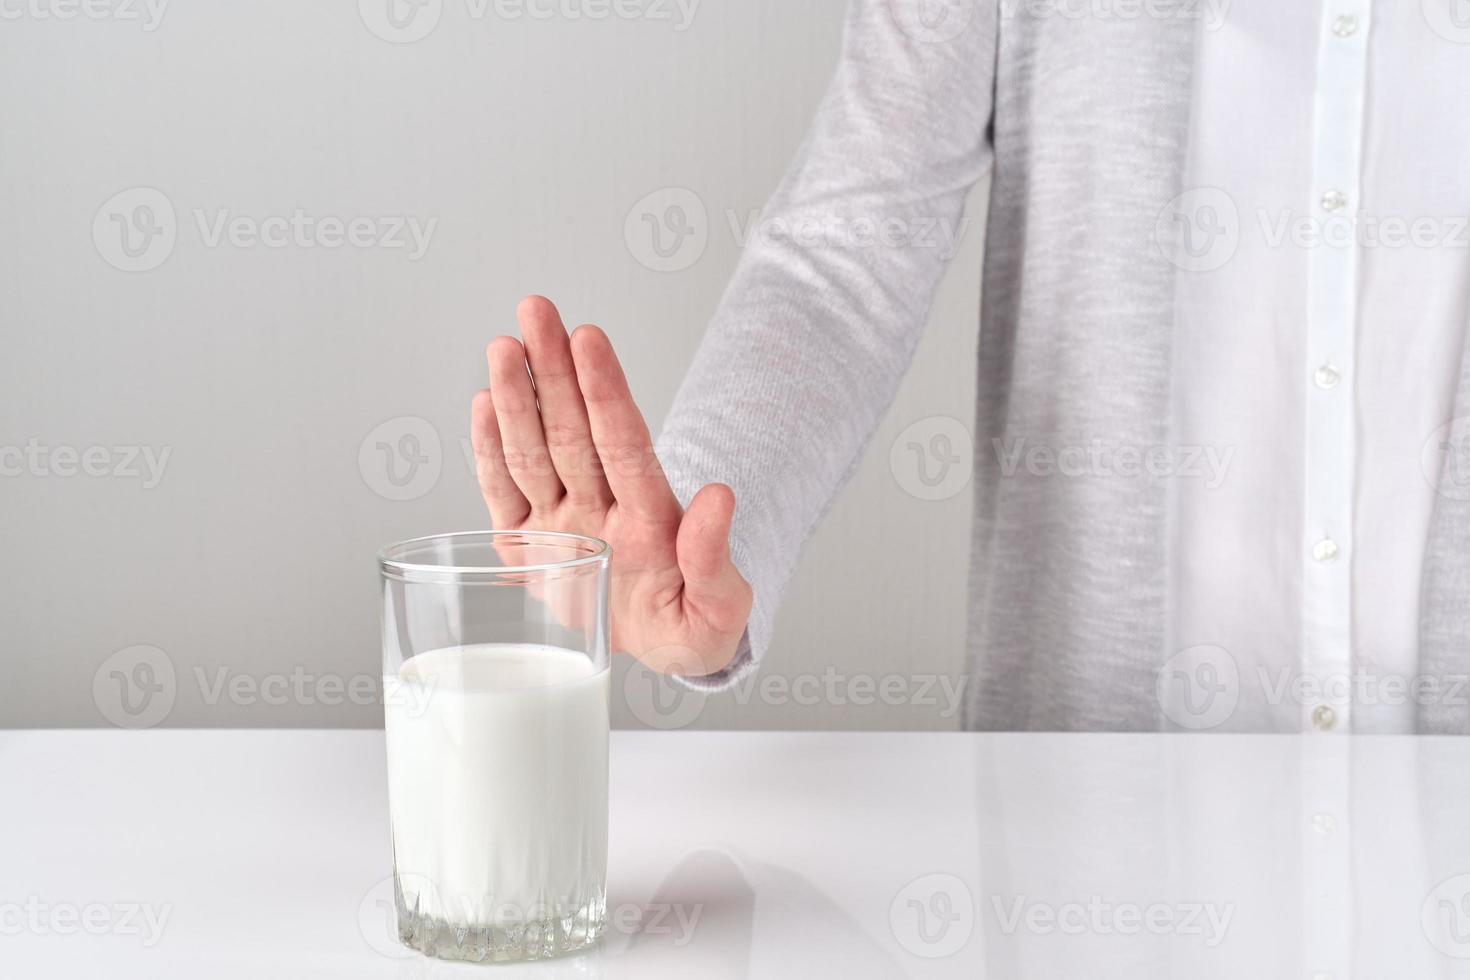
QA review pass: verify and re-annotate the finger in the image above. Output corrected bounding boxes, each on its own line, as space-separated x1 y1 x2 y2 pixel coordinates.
470 388 530 527
517 296 612 510
569 324 681 524
487 335 564 510
676 483 752 635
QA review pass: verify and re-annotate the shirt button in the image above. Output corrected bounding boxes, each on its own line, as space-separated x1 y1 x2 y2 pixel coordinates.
1332 14 1358 37
1312 812 1338 835
1321 189 1348 212
1312 537 1340 563
1313 364 1341 389
1312 704 1338 731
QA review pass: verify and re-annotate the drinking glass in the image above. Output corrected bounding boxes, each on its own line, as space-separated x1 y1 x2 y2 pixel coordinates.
379 530 611 963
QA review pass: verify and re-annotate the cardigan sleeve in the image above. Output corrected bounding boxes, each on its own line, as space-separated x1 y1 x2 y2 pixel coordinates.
656 0 998 686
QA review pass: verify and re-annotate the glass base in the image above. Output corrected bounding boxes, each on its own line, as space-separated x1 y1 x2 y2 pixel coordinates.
395 887 605 963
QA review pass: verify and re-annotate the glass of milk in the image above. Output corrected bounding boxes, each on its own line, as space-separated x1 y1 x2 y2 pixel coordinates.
378 530 610 963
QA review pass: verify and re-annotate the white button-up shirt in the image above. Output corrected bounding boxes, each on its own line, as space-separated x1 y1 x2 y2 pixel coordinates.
1171 0 1470 733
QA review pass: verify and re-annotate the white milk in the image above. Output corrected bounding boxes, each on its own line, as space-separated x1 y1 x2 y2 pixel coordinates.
384 644 609 927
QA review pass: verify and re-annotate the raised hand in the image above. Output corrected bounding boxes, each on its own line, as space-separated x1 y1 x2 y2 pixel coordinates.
471 296 752 678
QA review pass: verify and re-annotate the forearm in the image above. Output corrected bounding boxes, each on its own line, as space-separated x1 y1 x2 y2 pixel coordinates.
657 0 997 677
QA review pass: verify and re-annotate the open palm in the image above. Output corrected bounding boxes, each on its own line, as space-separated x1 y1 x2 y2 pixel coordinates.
470 296 751 677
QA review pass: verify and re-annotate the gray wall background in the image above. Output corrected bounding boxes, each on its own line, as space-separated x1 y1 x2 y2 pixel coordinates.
0 0 987 730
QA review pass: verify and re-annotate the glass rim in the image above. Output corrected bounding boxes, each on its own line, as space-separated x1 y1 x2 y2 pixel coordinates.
378 530 611 578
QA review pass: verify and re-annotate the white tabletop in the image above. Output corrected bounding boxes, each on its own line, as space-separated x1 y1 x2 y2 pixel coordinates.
4 730 1470 978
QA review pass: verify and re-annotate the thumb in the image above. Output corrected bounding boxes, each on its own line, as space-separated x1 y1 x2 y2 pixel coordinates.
675 483 750 629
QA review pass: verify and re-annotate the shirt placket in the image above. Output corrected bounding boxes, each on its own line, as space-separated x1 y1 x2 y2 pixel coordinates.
1301 0 1371 735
